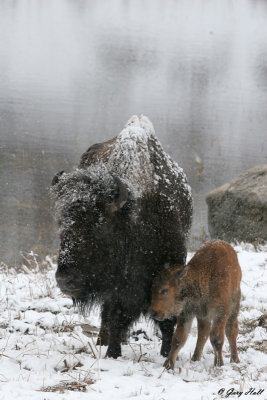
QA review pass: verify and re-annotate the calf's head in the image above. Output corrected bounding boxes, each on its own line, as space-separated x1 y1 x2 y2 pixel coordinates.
150 266 188 321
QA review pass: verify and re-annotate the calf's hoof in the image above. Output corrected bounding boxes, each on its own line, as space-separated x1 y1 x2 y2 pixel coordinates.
214 358 224 367
191 353 201 362
163 358 174 370
230 355 240 363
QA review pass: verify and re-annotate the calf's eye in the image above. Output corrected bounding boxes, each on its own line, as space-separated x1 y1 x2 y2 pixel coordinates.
160 288 168 295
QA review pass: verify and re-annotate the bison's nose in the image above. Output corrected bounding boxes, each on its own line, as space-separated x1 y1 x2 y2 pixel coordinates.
56 274 76 293
150 308 158 319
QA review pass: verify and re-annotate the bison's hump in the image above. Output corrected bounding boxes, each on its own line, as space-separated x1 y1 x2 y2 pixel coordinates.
79 115 191 199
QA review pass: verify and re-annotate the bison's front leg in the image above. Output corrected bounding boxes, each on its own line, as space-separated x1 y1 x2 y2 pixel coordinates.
97 302 110 346
105 304 136 359
158 318 176 357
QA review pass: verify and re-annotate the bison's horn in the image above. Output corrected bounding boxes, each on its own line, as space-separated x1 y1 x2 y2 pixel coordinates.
51 170 65 186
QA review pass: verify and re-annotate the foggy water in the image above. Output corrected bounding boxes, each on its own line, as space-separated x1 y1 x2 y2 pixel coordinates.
1 0 267 264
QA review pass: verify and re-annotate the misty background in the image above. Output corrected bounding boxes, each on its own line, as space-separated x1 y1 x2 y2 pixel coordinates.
0 0 267 264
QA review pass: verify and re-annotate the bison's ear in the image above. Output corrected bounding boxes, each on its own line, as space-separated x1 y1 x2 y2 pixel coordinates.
108 176 133 213
114 176 130 209
51 170 65 186
174 266 187 282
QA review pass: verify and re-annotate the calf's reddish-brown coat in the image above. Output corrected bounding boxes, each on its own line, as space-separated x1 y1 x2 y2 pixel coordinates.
150 240 242 369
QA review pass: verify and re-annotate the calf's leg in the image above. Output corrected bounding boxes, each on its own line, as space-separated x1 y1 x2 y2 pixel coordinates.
210 312 227 367
225 292 240 364
225 314 240 363
192 317 211 361
164 313 194 370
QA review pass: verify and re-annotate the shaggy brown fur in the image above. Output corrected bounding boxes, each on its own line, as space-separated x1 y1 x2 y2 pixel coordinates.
150 240 242 369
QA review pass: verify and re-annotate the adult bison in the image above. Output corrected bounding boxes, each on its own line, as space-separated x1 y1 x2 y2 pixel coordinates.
52 115 193 358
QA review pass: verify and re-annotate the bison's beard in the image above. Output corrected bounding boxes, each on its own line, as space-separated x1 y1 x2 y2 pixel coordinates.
72 295 96 315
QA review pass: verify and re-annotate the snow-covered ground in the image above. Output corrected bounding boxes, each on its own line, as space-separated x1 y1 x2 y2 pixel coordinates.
0 244 266 400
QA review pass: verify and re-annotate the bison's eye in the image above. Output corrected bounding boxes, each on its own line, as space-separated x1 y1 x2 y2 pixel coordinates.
160 288 168 295
96 228 105 236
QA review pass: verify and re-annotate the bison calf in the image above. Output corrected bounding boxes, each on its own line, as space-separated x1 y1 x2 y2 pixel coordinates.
150 240 241 369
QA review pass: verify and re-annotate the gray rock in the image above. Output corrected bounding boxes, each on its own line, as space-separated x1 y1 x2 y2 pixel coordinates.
206 165 267 243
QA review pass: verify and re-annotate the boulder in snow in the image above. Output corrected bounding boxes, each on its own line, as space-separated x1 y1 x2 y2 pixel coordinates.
206 165 267 243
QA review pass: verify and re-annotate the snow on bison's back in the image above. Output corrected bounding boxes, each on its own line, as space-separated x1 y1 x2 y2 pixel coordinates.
52 115 193 358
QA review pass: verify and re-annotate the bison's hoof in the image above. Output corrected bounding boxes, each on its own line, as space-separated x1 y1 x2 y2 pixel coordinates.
160 348 169 357
163 358 174 370
105 347 122 359
160 343 171 357
96 335 109 346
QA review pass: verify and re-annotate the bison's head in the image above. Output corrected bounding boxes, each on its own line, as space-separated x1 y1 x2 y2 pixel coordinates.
51 165 136 302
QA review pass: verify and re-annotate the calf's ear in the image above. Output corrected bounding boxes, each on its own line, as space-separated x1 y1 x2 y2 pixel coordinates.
51 170 65 186
174 266 188 282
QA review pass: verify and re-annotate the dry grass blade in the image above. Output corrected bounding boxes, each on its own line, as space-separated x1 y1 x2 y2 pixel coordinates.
258 313 267 329
39 379 93 393
88 340 97 359
158 367 167 379
0 373 8 382
253 341 267 353
81 324 99 338
0 353 21 365
240 313 267 334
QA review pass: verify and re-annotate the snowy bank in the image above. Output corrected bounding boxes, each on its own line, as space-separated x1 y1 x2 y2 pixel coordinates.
0 244 266 400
